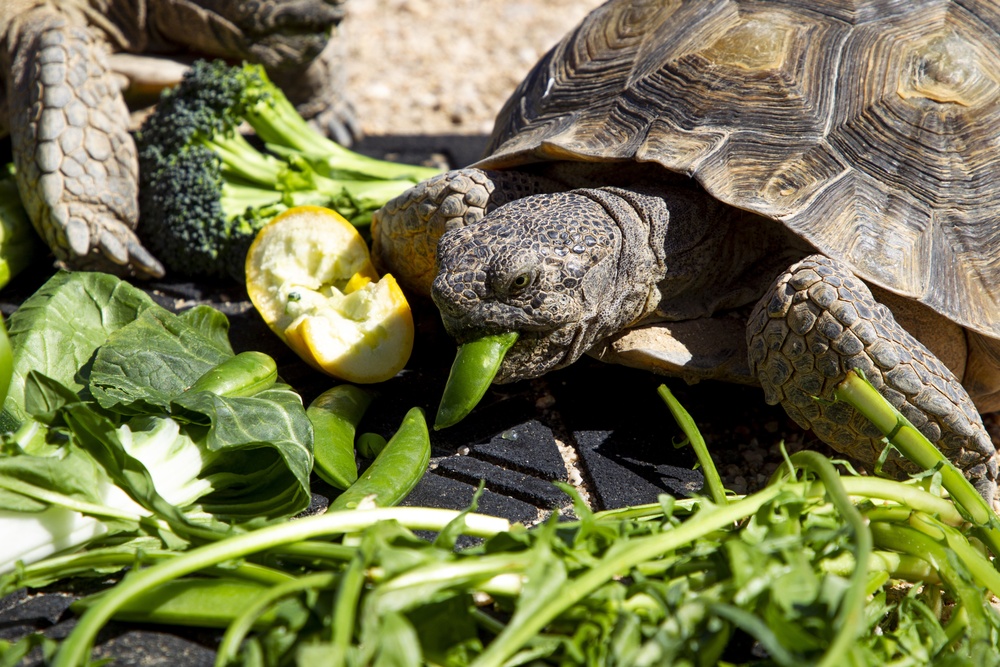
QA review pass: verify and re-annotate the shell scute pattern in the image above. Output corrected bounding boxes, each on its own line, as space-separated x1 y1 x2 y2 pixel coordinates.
483 0 1000 340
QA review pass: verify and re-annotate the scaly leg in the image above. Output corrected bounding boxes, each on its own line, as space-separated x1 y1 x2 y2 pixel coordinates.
747 254 997 500
7 8 163 277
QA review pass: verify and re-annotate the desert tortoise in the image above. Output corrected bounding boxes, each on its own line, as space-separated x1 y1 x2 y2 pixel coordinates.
1 0 354 278
372 0 1000 498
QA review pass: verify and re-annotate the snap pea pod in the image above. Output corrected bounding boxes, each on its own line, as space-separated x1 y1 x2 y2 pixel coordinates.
0 316 11 408
71 578 278 629
183 351 277 397
307 384 372 490
434 332 519 430
357 431 388 459
328 407 430 511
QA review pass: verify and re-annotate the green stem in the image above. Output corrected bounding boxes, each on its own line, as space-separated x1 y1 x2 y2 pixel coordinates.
818 476 965 525
592 499 698 521
370 552 534 599
817 548 936 584
657 384 728 505
266 540 357 564
908 512 1000 598
207 131 284 186
869 521 994 640
245 90 438 183
0 477 146 524
17 549 292 590
834 371 1000 552
470 485 783 667
329 553 365 667
52 507 509 667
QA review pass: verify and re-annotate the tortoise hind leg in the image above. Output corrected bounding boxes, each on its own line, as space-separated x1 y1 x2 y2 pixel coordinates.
746 254 998 501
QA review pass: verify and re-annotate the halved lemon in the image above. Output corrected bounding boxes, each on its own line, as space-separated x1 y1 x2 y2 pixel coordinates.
245 206 414 384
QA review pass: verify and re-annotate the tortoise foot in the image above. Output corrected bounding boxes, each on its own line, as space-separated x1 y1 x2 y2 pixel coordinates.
58 210 164 278
9 11 163 278
747 254 998 500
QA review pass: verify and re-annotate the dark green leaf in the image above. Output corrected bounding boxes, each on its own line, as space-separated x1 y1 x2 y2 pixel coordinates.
23 372 81 424
372 612 422 667
177 305 234 356
88 308 231 414
0 444 107 512
406 596 482 666
4 272 156 422
171 387 312 519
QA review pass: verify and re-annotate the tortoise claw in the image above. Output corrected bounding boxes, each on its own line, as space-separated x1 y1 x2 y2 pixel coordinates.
94 216 164 278
97 229 128 266
122 235 165 279
65 218 91 258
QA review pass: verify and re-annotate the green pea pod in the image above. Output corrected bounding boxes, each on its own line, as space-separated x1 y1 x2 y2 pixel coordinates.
357 431 388 459
184 351 277 397
308 384 372 490
72 578 275 629
329 406 430 511
434 332 519 430
0 316 11 409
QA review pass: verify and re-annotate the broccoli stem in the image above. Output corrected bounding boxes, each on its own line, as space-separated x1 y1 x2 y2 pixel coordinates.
220 182 286 218
244 86 440 183
206 131 286 186
274 163 417 226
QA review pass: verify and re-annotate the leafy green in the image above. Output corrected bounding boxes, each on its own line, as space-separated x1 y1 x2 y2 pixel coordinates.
87 307 233 414
3 272 156 424
5 334 1000 666
0 271 315 576
39 455 1000 667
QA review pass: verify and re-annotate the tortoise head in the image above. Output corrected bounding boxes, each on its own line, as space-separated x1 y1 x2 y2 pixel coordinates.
153 1 345 67
432 190 658 382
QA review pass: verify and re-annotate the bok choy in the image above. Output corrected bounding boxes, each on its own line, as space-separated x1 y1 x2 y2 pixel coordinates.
0 271 314 574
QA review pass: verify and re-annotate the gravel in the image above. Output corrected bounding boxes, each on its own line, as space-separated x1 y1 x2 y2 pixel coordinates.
341 0 605 136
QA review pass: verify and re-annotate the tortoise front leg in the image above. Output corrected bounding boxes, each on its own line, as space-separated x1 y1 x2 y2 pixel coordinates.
7 9 163 277
747 254 998 500
371 168 562 297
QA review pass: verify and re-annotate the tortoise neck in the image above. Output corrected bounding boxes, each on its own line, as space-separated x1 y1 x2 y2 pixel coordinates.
573 187 671 328
576 184 801 326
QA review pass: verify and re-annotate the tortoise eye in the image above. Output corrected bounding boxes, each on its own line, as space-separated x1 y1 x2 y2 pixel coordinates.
502 268 535 295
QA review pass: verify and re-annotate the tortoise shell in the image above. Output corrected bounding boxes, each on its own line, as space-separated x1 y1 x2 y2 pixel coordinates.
479 0 1000 341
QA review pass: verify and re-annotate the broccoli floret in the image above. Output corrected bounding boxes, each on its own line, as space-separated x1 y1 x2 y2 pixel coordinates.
136 60 439 280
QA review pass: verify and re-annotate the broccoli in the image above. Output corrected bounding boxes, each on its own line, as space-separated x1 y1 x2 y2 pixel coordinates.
135 60 439 280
